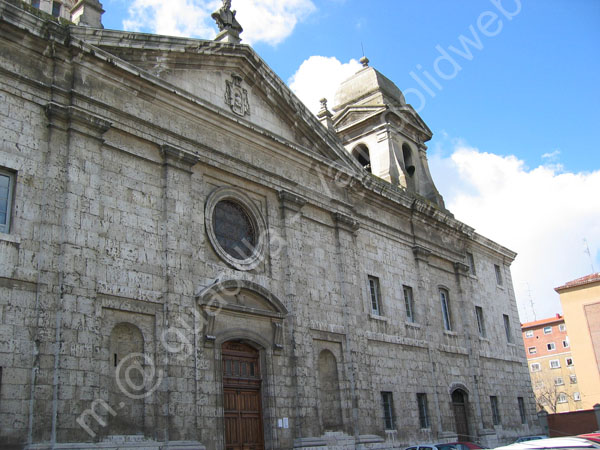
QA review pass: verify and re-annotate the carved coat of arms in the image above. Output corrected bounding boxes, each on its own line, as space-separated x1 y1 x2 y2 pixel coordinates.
225 74 250 117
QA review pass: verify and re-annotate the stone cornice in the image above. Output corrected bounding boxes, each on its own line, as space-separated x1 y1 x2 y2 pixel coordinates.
332 212 360 234
161 144 200 169
45 102 111 137
278 190 307 213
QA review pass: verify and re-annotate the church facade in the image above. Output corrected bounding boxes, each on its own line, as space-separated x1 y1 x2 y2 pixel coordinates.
0 1 540 449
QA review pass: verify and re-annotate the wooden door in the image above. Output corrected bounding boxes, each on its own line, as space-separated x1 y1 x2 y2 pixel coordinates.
452 390 470 442
222 341 264 450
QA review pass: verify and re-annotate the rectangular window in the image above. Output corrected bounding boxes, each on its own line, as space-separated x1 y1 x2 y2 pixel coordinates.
559 324 566 332
570 375 577 384
490 396 501 425
566 357 573 366
368 276 381 315
562 339 569 348
549 359 560 369
543 326 552 334
440 289 451 331
525 330 534 338
0 170 15 234
51 1 61 17
547 342 556 351
573 392 581 401
557 393 567 403
554 377 564 386
466 252 476 275
503 314 512 343
494 264 503 286
518 397 527 424
528 346 537 354
403 285 415 323
31 0 40 7
475 306 486 337
417 393 430 428
530 363 541 372
381 392 395 430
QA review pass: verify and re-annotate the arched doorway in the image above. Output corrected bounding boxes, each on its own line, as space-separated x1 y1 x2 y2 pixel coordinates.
451 389 470 442
222 341 264 450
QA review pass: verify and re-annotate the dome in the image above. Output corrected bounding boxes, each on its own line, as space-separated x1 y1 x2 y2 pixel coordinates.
332 59 406 112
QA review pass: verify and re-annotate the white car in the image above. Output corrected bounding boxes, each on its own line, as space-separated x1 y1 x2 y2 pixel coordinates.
494 437 600 450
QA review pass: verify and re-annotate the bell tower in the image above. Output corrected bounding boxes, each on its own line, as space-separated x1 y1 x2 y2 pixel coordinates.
331 57 445 208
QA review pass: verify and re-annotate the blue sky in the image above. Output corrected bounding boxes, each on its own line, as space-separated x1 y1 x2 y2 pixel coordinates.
99 0 600 321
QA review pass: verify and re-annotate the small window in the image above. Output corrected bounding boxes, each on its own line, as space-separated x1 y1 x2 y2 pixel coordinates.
554 377 564 386
0 169 15 234
559 323 566 332
494 264 503 286
528 346 537 354
490 396 501 425
369 276 382 315
475 306 486 337
503 314 512 343
547 342 556 351
31 0 40 7
525 330 534 338
466 252 476 275
518 397 527 424
51 1 61 17
352 144 371 173
562 339 569 348
566 357 573 367
417 393 429 428
530 363 541 372
381 392 395 430
573 392 581 401
549 359 560 369
543 326 552 334
403 285 415 323
440 289 452 331
570 375 577 384
557 393 568 403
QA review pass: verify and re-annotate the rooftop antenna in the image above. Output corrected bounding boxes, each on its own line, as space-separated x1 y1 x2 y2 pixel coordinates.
583 238 596 273
361 42 365 58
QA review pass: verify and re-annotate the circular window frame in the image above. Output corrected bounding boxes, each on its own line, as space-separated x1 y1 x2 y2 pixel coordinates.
205 186 266 271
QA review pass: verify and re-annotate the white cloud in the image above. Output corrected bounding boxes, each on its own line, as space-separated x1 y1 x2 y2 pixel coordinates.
235 0 316 46
288 55 362 114
430 145 600 323
120 0 315 46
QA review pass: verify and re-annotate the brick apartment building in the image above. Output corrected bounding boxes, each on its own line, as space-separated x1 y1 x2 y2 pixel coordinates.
521 314 582 413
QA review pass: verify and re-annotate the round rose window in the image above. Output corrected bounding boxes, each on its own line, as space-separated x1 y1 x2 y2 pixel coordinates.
213 200 257 260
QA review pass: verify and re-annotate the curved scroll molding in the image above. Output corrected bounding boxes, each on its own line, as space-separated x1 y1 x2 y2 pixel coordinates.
196 279 288 316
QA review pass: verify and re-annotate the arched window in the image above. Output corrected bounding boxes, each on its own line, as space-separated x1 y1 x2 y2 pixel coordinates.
439 288 452 331
402 143 415 177
352 144 371 173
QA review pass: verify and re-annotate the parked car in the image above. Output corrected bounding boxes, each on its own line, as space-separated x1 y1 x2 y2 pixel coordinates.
439 442 488 450
494 437 600 450
579 434 600 444
406 442 487 450
514 436 549 444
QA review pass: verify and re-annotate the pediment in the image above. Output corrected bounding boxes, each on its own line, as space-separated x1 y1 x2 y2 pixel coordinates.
333 106 385 130
196 280 287 318
334 103 432 142
69 29 363 173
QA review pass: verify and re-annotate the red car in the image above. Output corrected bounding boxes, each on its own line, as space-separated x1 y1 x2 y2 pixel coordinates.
580 434 600 444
